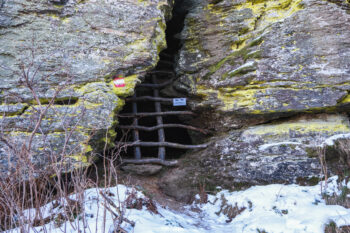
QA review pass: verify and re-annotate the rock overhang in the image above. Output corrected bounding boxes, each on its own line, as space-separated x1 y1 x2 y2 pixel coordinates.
175 0 350 121
157 0 350 200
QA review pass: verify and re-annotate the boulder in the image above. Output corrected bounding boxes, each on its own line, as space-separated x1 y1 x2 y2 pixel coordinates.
0 0 172 175
160 114 350 202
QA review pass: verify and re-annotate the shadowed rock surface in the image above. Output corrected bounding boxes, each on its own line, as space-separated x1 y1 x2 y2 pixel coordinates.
161 114 350 202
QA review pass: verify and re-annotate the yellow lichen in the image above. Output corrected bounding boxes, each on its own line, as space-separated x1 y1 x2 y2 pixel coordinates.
49 14 70 24
196 85 218 100
127 38 148 51
218 88 262 111
340 94 350 104
66 154 89 164
224 0 304 52
235 0 303 31
244 115 350 137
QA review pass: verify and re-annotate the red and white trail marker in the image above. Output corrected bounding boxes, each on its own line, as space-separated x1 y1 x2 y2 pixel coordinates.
113 77 126 88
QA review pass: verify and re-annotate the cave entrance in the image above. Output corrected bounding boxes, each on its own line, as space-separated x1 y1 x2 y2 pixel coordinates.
115 71 208 166
114 0 207 166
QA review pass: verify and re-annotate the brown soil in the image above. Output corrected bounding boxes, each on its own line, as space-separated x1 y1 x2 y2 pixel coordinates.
117 170 189 212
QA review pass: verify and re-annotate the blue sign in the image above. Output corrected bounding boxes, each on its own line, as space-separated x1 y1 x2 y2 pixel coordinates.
173 98 187 106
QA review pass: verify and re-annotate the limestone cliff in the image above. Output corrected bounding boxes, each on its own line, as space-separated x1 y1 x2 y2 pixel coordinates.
1 0 350 202
0 0 172 175
160 0 350 201
175 0 350 125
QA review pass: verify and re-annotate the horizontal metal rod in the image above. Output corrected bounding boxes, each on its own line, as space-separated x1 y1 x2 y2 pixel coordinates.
118 111 195 118
123 141 208 149
121 158 178 167
119 124 208 134
157 60 174 66
126 96 172 102
159 52 173 59
137 79 174 89
148 70 175 77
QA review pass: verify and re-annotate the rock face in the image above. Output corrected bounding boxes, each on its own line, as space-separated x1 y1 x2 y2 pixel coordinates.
2 0 350 202
122 164 163 176
161 114 350 202
0 0 172 175
174 0 350 129
160 0 350 201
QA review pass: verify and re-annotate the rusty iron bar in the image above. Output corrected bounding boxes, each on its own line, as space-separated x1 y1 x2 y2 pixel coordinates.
148 70 175 77
125 96 172 103
137 78 175 89
159 52 173 59
121 158 178 167
118 111 195 118
131 93 141 160
152 75 166 160
157 60 174 66
118 124 208 134
123 141 208 149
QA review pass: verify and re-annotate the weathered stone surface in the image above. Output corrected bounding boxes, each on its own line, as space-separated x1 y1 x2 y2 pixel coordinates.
158 0 350 200
122 164 163 176
0 0 172 174
174 0 350 129
160 114 350 202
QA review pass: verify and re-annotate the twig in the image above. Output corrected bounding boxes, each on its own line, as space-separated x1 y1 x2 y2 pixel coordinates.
121 158 178 167
137 78 175 89
123 141 208 149
118 124 208 134
99 191 135 227
125 96 173 102
118 111 195 118
148 70 175 77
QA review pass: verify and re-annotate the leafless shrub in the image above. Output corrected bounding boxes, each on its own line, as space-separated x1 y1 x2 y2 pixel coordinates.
325 221 350 233
0 35 145 232
335 139 350 179
0 38 102 232
198 183 208 204
0 48 93 231
124 188 158 214
318 139 350 231
214 194 246 223
318 146 328 193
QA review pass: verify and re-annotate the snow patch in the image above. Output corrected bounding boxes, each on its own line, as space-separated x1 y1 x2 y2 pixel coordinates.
259 141 302 151
323 133 350 146
6 177 350 233
228 61 255 74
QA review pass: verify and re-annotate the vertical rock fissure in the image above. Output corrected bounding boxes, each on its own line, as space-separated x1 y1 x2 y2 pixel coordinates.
115 0 207 166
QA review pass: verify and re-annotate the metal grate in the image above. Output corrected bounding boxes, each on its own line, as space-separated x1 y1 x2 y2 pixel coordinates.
118 64 208 166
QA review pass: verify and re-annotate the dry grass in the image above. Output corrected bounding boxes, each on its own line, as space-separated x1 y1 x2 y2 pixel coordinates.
214 194 246 223
320 138 350 231
325 221 350 233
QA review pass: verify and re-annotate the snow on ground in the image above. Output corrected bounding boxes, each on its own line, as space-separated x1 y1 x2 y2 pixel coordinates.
6 176 350 233
258 142 302 151
324 133 350 146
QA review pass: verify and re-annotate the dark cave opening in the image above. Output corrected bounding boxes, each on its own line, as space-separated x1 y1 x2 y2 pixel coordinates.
159 0 189 60
114 0 195 161
115 84 193 161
